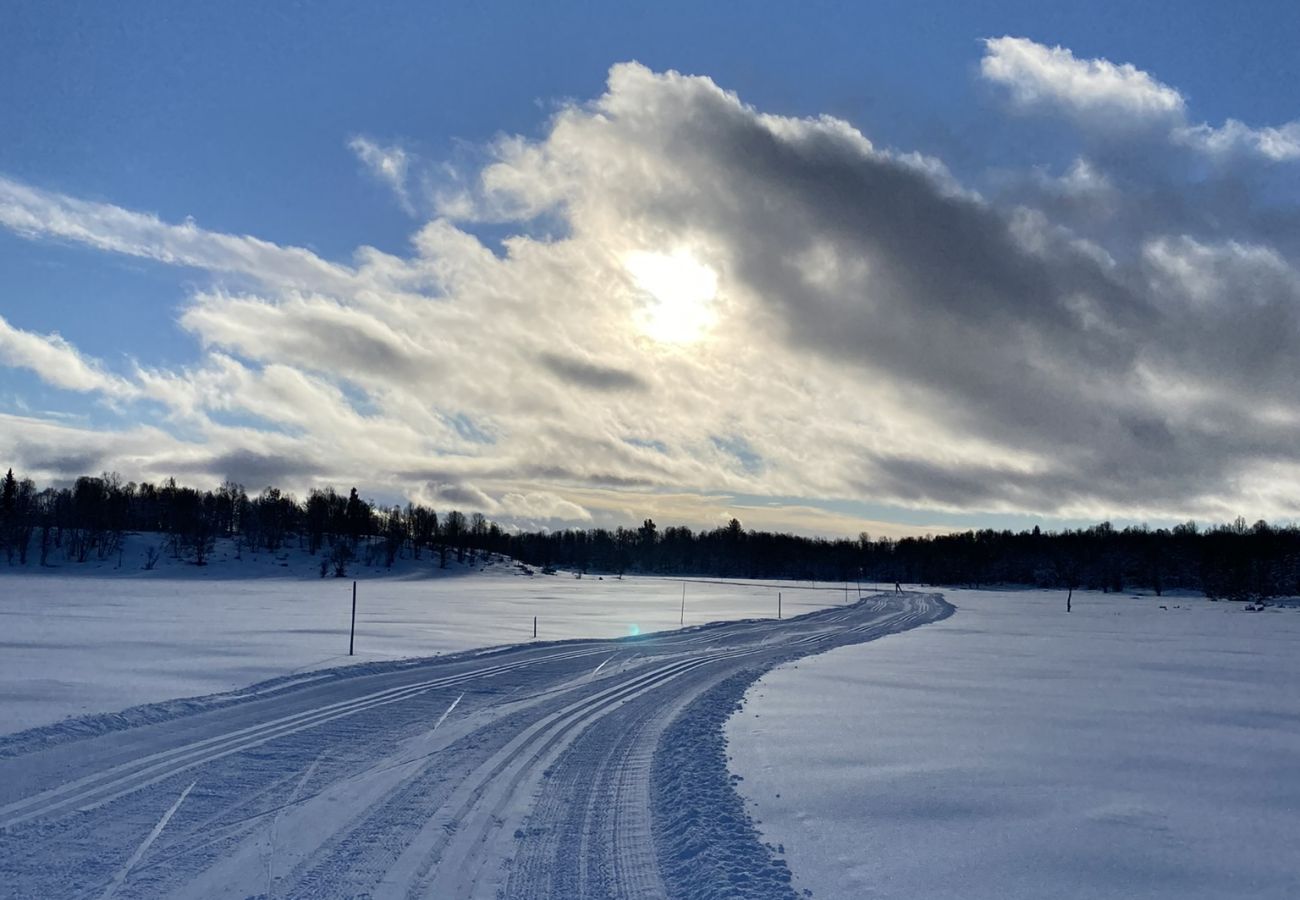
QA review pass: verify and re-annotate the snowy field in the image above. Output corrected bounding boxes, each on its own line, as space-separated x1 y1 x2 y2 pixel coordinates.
0 544 854 735
13 549 1297 898
0 592 945 898
727 588 1300 899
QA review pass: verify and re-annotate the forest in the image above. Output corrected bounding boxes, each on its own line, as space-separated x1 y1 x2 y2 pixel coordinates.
2 468 1297 601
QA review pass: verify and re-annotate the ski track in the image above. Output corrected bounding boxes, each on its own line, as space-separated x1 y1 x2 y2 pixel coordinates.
0 592 952 899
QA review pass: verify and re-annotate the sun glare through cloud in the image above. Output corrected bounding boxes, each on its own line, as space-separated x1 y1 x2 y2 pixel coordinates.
623 249 718 343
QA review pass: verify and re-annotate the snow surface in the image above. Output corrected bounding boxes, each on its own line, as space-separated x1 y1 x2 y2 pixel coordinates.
0 537 855 736
1 589 948 898
17 543 1292 898
726 588 1300 899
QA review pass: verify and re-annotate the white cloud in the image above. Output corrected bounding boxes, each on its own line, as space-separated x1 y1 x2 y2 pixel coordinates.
981 37 1300 165
981 36 1184 125
0 176 361 295
348 135 417 213
1175 119 1300 162
1054 157 1115 198
498 491 593 522
0 315 137 399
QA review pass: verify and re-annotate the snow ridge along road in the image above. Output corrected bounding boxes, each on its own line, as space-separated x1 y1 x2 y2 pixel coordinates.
0 591 952 899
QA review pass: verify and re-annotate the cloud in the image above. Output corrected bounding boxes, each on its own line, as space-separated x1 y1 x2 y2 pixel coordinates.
0 176 362 295
1174 119 1300 163
415 481 498 512
498 490 593 522
981 37 1300 165
2 58 1300 532
178 291 442 385
537 352 648 392
349 135 417 214
981 36 1184 125
0 314 138 399
172 448 326 488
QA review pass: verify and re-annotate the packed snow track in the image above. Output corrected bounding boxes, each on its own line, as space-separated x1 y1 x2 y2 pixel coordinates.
0 591 952 899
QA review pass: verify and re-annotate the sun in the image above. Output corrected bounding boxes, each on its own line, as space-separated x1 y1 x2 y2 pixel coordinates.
623 250 718 343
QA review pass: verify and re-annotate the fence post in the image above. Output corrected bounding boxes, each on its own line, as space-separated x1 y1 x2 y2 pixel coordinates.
349 580 357 656
533 615 537 638
778 591 782 620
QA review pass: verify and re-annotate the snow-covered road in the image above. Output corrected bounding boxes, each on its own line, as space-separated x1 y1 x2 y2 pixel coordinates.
0 591 951 899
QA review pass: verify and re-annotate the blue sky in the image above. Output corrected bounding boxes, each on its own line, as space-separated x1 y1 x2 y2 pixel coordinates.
2 2 1299 535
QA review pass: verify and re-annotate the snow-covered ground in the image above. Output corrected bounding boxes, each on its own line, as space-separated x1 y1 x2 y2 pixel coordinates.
727 588 1300 899
0 540 854 735
0 591 948 898
15 550 1294 898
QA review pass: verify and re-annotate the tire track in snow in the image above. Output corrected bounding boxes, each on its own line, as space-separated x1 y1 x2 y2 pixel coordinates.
385 651 756 898
0 645 609 829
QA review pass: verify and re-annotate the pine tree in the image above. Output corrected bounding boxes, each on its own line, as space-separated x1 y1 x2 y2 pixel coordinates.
1 468 16 515
1 468 16 562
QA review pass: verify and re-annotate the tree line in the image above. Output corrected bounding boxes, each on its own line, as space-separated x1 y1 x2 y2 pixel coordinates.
2 468 1297 600
0 469 498 576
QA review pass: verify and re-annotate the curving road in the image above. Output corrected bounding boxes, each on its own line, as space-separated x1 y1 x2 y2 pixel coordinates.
0 591 952 899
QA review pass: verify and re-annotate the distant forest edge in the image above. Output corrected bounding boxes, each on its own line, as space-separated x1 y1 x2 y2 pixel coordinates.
1 469 1297 601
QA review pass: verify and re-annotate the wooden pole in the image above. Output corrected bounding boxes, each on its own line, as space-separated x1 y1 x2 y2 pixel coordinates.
778 592 782 620
680 582 686 627
533 615 537 638
349 580 357 656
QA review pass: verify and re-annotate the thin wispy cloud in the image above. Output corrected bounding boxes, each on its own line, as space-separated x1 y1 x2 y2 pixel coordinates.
348 135 418 214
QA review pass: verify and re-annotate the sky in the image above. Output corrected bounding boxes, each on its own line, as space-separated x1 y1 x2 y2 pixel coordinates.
2 1 1300 537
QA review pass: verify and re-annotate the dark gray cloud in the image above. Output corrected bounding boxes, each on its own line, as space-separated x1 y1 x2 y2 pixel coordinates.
421 481 496 510
994 155 1300 265
517 464 660 490
23 447 105 478
172 449 325 488
538 352 648 392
